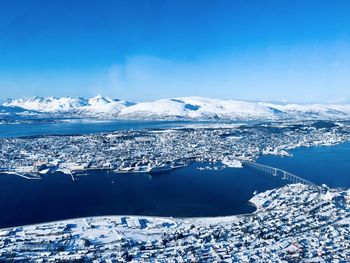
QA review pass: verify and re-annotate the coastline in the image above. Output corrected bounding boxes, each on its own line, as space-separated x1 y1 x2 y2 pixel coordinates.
1 183 348 262
0 186 270 231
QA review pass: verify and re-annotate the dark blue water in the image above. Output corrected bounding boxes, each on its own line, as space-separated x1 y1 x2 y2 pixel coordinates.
258 142 350 188
0 163 286 228
0 120 220 138
1 122 349 228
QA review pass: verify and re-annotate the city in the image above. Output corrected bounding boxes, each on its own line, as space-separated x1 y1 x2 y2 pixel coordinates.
1 0 350 261
1 121 349 180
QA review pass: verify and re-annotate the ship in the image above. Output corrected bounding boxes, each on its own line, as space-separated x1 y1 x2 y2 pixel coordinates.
148 163 173 174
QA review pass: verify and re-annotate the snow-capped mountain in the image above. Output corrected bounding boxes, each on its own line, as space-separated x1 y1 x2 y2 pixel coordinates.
0 105 45 120
80 95 132 117
118 98 279 120
4 96 89 112
116 97 350 120
2 95 350 121
3 95 134 118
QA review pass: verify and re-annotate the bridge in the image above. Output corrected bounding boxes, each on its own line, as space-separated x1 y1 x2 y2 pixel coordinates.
242 160 319 189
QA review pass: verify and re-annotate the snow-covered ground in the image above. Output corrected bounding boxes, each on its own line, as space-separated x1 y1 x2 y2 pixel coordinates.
3 95 350 120
1 184 349 262
2 120 349 176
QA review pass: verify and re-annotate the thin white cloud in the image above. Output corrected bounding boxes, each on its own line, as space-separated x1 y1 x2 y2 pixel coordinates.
1 42 350 103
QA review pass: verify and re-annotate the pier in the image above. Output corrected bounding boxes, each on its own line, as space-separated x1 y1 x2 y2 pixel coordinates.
242 160 319 189
2 171 42 180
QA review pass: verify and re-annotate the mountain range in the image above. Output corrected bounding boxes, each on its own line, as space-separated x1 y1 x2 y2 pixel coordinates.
2 95 350 121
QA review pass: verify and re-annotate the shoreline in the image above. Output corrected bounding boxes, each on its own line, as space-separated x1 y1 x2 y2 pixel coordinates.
1 138 349 180
0 202 260 231
1 184 346 262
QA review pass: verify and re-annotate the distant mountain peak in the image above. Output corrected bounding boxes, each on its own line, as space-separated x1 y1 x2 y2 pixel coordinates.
88 95 112 105
2 95 350 121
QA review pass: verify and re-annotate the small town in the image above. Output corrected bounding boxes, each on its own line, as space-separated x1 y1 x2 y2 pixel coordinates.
0 183 349 262
0 121 349 179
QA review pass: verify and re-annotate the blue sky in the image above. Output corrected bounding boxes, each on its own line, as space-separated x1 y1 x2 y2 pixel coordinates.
0 0 349 102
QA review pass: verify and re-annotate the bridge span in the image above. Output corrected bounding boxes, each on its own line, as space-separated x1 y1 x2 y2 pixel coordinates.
242 160 319 189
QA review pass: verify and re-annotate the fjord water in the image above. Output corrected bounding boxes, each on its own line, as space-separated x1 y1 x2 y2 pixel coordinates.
0 164 285 228
1 121 350 228
0 120 203 138
258 141 350 188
